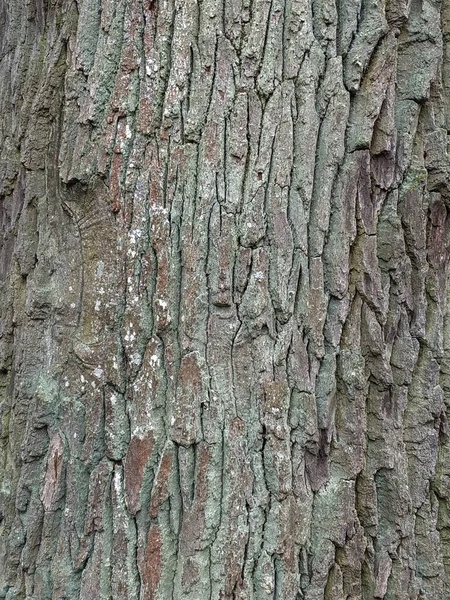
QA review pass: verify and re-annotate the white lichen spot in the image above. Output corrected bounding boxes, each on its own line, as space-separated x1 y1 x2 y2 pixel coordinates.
95 300 101 311
96 261 105 278
151 204 169 215
99 287 105 295
70 302 76 309
81 375 85 383
145 61 155 76
113 469 122 497
124 331 136 343
261 575 275 594
254 271 264 281
247 222 253 228
110 394 117 406
94 367 104 379
150 354 159 366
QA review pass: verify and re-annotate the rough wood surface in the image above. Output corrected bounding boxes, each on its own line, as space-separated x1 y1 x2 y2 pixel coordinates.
1 0 450 598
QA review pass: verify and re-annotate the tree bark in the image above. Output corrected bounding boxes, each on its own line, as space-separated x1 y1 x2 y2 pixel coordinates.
1 0 450 598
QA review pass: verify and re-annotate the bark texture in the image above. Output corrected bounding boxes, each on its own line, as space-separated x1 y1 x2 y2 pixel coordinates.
1 0 450 598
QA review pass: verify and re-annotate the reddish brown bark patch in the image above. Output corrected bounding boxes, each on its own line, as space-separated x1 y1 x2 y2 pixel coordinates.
124 432 154 515
150 449 174 518
41 432 64 511
141 525 162 600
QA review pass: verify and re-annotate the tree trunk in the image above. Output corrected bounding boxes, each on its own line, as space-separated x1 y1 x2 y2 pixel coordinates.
1 0 450 598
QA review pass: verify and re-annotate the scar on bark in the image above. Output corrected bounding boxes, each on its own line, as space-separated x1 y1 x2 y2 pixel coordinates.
41 433 64 511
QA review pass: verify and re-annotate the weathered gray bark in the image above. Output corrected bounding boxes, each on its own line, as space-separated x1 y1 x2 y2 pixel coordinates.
1 0 450 598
